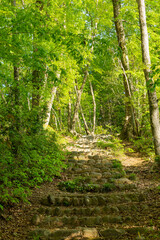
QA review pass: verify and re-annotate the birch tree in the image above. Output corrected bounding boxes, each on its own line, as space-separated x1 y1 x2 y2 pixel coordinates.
137 0 160 155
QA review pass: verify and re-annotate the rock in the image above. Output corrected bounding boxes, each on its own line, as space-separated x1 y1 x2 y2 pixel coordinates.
85 217 96 226
29 229 50 238
63 197 71 206
103 206 119 214
31 214 41 225
102 215 122 223
114 178 132 185
47 195 56 205
50 229 80 240
72 197 79 206
41 198 50 206
84 196 92 206
82 228 99 238
93 155 100 160
94 207 101 214
95 216 102 225
97 196 106 205
85 207 92 215
55 197 63 205
91 172 102 179
100 229 126 238
54 207 61 216
102 172 112 178
45 208 52 215
91 197 99 205
93 167 101 172
70 216 78 225
127 227 147 235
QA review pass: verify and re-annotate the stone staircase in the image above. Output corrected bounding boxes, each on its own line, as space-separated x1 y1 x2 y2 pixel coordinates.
29 135 160 240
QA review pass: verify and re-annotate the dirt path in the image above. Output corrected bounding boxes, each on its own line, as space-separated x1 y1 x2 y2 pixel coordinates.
0 135 159 240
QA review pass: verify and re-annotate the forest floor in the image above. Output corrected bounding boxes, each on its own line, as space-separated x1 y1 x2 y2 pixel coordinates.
0 135 159 240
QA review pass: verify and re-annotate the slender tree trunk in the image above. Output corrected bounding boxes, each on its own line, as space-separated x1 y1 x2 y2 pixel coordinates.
89 80 96 134
52 108 61 130
137 0 160 155
74 84 90 135
112 0 137 139
79 103 90 135
68 91 72 132
44 86 57 127
32 69 41 108
71 68 88 134
77 113 82 133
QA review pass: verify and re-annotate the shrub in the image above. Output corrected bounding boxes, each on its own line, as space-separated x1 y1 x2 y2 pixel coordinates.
102 183 116 192
0 129 65 207
155 156 160 167
111 159 123 169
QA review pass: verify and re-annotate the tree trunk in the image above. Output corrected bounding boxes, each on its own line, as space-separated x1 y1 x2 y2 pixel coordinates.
74 84 90 135
137 0 160 155
44 86 57 127
89 80 96 134
68 91 72 132
112 0 137 139
77 113 82 133
71 68 88 134
79 103 90 135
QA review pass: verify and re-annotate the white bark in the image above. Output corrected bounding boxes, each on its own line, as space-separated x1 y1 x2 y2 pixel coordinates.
138 0 160 155
44 86 57 127
89 80 96 134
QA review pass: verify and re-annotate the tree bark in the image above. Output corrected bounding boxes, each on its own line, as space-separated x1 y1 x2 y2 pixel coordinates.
137 0 160 155
44 86 57 127
89 80 96 134
71 68 88 134
68 91 72 132
112 0 137 139
74 85 90 135
79 103 90 135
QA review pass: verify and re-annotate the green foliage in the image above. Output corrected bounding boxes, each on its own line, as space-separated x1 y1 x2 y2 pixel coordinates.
0 130 65 207
102 183 116 192
95 126 107 134
155 156 160 167
131 136 154 156
58 176 101 193
96 137 124 156
128 173 137 181
111 159 123 169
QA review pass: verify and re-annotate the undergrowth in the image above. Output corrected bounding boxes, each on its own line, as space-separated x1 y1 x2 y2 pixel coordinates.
58 176 117 193
96 137 124 156
0 128 65 210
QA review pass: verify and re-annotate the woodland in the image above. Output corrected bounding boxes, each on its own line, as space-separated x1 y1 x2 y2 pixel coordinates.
0 0 160 211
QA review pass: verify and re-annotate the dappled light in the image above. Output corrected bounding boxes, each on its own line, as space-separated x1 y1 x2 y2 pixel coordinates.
0 0 160 239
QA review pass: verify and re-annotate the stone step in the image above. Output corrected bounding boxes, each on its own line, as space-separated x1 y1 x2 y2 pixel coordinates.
38 205 120 217
37 215 123 228
29 226 158 240
41 192 145 207
38 199 158 218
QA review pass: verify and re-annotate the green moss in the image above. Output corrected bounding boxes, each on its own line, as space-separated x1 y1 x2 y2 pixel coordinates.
102 183 116 192
128 173 137 180
111 159 123 169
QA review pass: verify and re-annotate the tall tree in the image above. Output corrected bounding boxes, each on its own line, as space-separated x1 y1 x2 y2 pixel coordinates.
137 0 160 155
112 0 138 139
